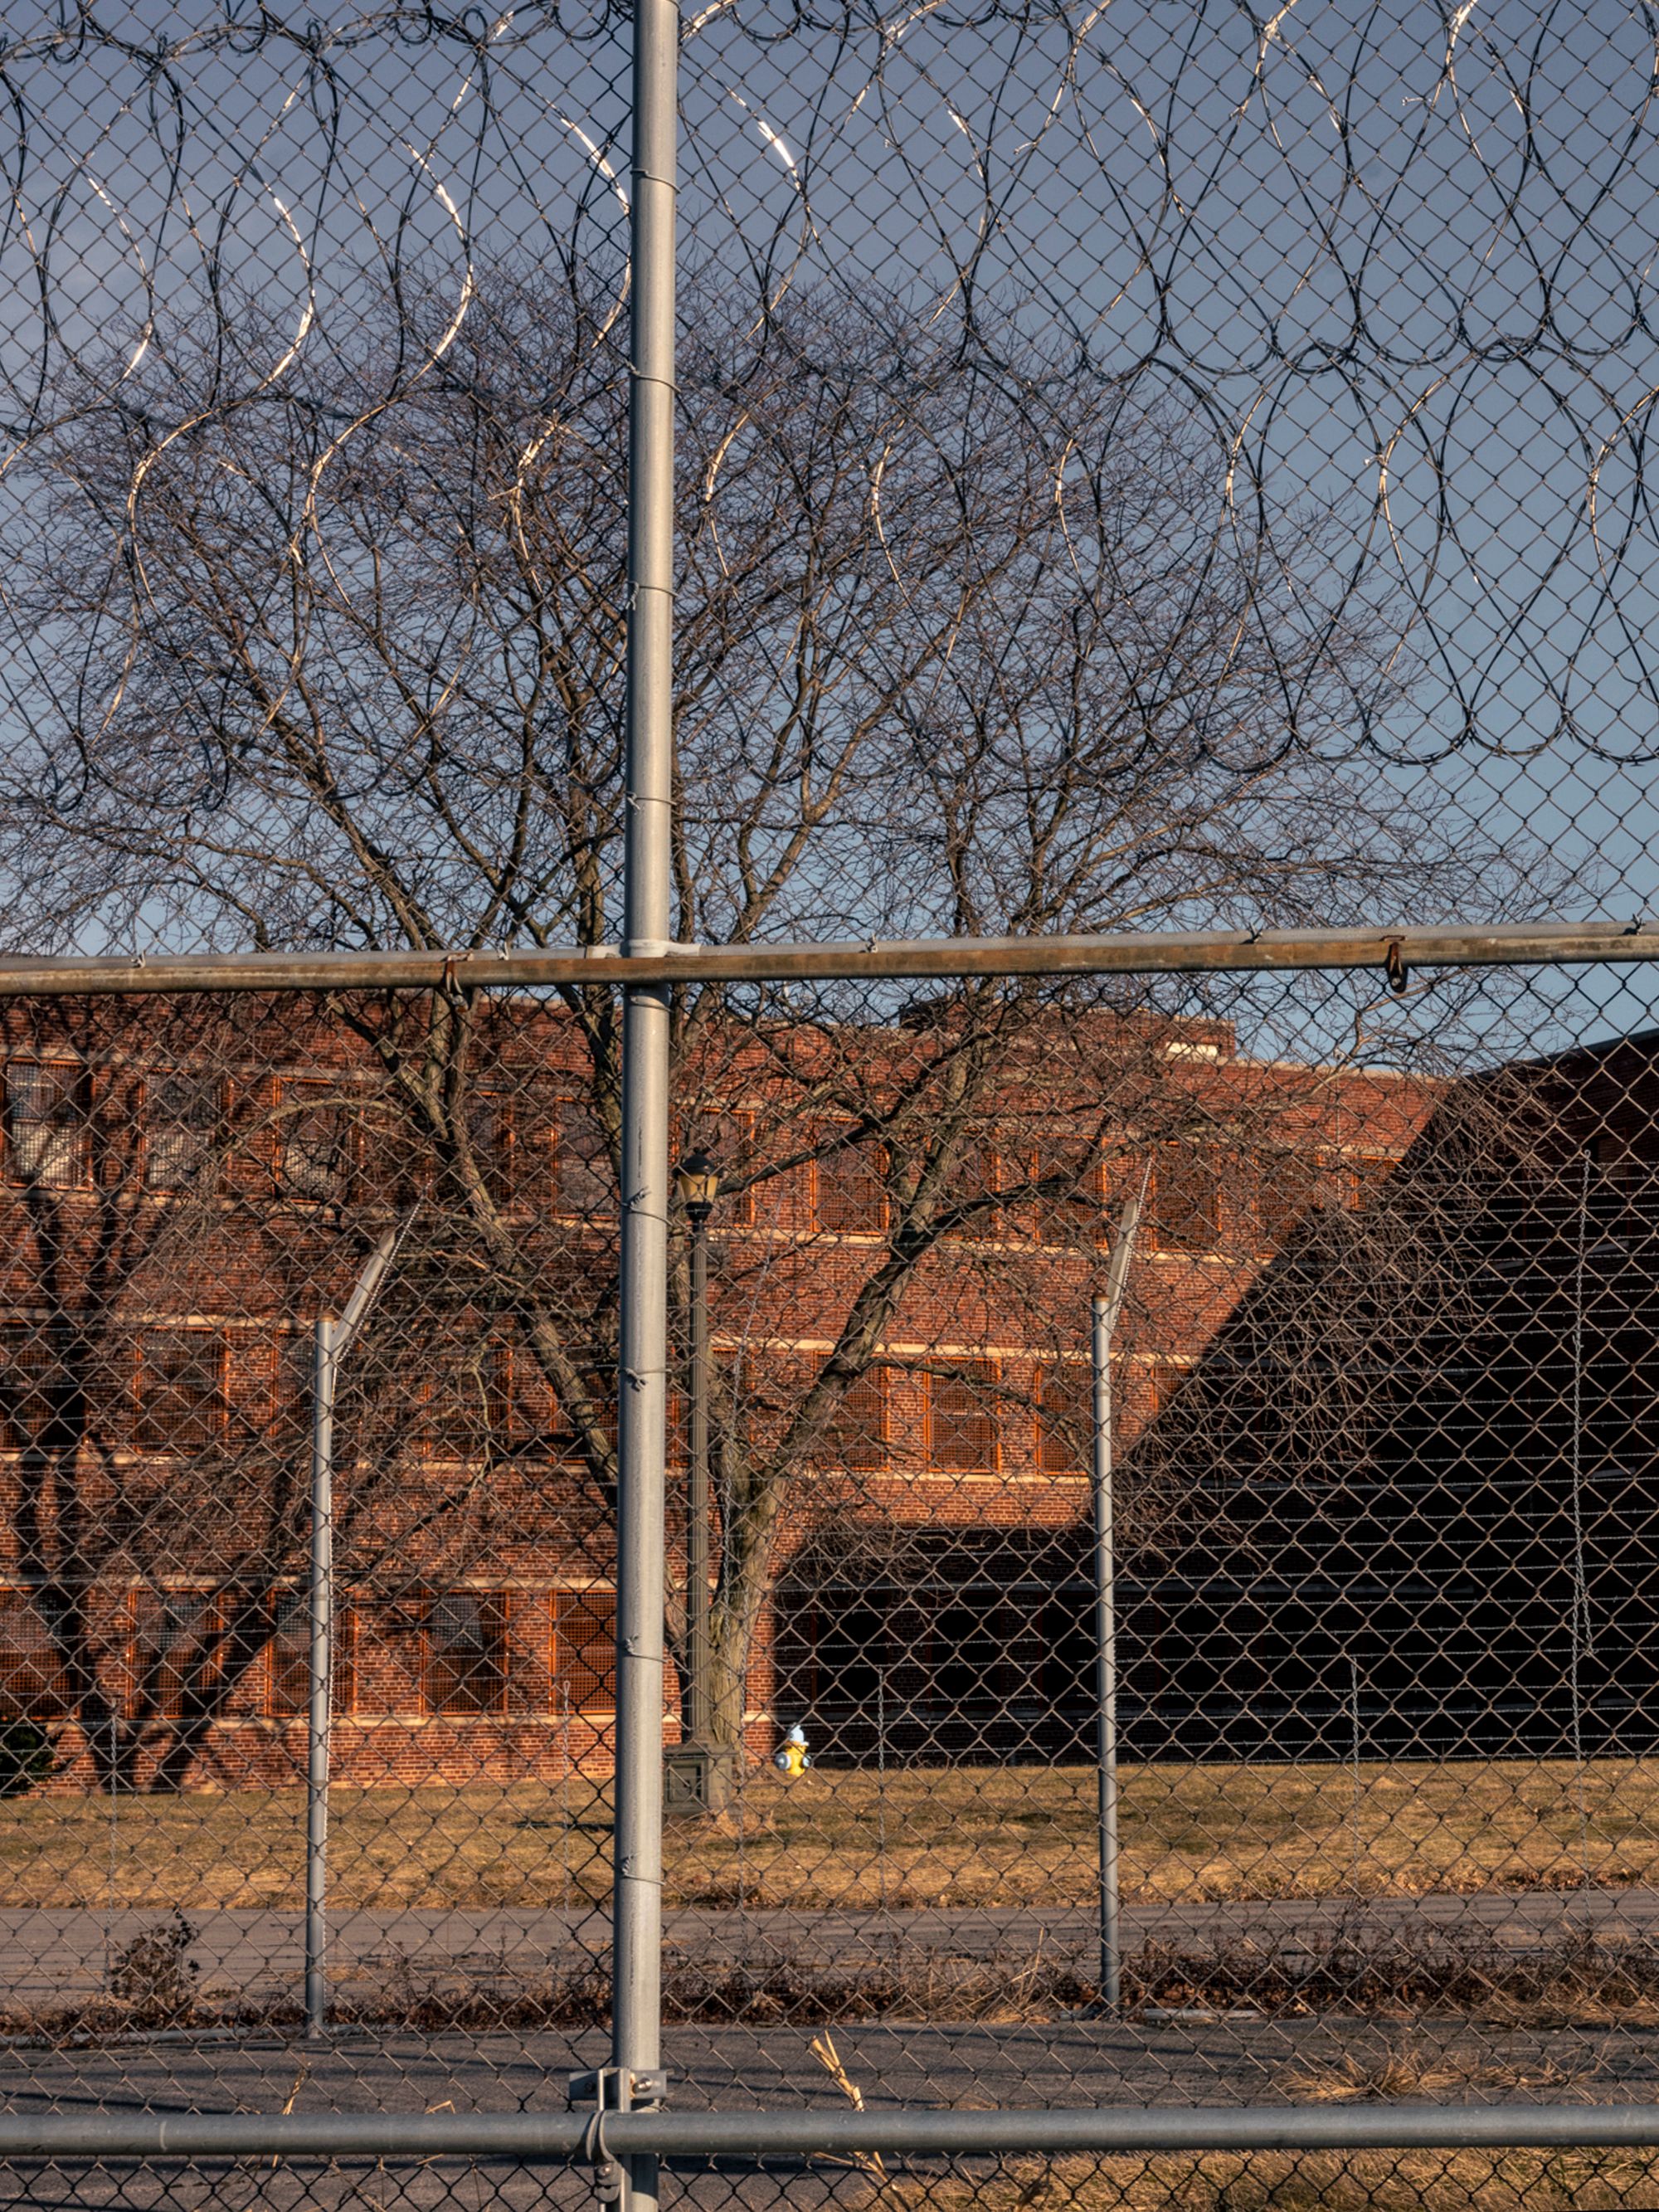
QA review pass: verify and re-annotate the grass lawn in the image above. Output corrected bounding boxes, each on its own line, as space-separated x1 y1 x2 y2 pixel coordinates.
2 1759 1656 1912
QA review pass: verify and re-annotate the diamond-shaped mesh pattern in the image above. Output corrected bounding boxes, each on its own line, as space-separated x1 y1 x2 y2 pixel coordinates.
6 2 1659 2208
654 967 1659 2149
0 992 622 2156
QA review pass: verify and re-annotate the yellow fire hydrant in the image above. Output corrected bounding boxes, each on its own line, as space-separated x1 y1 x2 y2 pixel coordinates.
774 1723 809 1777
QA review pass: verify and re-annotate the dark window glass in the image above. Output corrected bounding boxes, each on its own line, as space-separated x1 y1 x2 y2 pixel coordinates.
1151 1147 1220 1252
0 1591 66 1717
134 1330 225 1451
426 1594 507 1715
146 1074 221 1191
281 1081 351 1201
930 1362 999 1472
6 1063 87 1187
555 1103 612 1217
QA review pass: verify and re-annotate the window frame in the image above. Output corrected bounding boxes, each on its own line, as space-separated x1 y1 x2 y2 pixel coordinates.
813 1123 888 1235
552 1097 613 1220
4 1061 90 1190
144 1069 226 1193
927 1358 1001 1474
1150 1143 1222 1255
1037 1360 1092 1474
131 1327 229 1454
279 1079 358 1204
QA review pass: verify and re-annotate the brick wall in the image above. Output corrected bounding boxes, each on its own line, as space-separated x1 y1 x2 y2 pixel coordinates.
0 992 1434 1788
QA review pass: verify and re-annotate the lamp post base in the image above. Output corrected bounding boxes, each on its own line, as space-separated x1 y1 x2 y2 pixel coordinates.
664 1743 737 1814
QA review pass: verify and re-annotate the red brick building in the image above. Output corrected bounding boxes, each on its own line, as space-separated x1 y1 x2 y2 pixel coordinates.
0 992 1434 1791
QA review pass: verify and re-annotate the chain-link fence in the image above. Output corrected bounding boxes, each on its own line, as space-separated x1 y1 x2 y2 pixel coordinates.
10 1 1659 2207
2 951 1659 2212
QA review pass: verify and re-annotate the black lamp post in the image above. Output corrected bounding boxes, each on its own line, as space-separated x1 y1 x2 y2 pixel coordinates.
666 1150 730 1810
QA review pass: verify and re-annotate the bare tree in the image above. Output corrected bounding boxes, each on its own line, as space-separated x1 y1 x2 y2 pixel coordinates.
0 262 1544 1782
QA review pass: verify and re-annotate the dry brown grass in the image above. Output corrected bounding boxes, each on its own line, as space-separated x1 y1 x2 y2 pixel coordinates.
1279 2035 1588 2103
16 1905 1659 2038
4 1758 1658 1912
18 1905 1659 2044
873 2146 1659 2211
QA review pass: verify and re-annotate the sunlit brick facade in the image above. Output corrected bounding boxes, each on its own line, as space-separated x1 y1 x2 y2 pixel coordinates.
0 994 1434 1789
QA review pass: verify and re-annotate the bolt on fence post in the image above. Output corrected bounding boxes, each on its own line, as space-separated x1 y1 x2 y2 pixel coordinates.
1092 1177 1145 2015
612 0 680 2186
304 1223 408 2042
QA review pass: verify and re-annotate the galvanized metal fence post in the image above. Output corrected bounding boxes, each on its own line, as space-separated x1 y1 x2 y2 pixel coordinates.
304 1312 338 2042
611 0 680 2188
687 1206 711 1748
304 1226 406 2041
1092 1179 1145 2014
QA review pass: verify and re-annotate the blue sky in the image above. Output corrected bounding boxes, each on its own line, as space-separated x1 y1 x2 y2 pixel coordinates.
3 0 1659 1055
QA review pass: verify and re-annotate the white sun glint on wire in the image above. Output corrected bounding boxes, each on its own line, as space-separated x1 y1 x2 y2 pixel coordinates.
726 91 800 179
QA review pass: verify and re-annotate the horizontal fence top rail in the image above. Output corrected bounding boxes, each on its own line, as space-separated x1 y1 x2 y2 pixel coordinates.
3 923 1659 994
12 2102 1659 2162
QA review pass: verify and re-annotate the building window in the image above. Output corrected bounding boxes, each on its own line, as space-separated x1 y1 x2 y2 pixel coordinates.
1028 1146 1099 1244
554 1101 612 1218
0 1591 66 1718
1038 1362 1092 1474
131 1593 219 1721
1255 1149 1324 1249
0 1326 73 1452
462 1092 512 1202
267 1591 311 1717
280 1081 353 1201
5 1063 87 1188
943 1143 1000 1239
815 1129 887 1233
1151 1146 1220 1252
133 1329 226 1452
813 1367 888 1472
928 1361 1000 1473
423 1335 492 1459
145 1073 222 1191
426 1594 508 1716
421 1334 552 1458
554 1592 616 1710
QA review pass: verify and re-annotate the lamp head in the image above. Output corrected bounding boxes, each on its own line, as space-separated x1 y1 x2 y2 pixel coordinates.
676 1148 721 1224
